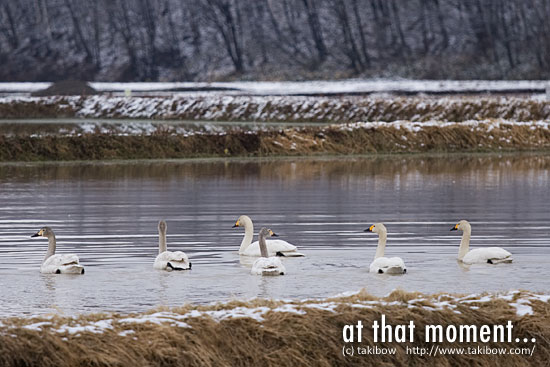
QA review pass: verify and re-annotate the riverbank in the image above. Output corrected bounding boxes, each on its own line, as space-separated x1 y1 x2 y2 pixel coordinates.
1 120 549 161
0 289 548 367
1 94 550 122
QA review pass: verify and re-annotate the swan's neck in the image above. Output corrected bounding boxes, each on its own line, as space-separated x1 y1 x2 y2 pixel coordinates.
159 230 167 254
44 234 56 262
239 219 254 253
458 229 471 260
258 235 269 258
374 232 387 259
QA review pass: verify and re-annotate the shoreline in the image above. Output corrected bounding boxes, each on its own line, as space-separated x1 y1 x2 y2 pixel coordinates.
1 150 548 167
1 289 548 366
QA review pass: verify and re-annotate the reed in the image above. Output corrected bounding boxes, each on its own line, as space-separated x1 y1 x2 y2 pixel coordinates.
0 290 548 366
1 122 549 161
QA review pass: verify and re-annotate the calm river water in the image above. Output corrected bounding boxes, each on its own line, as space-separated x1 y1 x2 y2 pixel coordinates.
0 154 549 316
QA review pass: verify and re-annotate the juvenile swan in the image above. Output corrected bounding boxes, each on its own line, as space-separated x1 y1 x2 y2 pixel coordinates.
233 215 304 257
251 228 286 276
364 223 406 274
154 220 191 271
451 220 513 264
31 227 85 274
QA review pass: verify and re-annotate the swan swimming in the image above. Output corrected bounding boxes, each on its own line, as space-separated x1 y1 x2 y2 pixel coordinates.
451 220 513 264
233 215 304 257
364 223 406 274
250 228 286 276
153 220 192 271
31 227 85 274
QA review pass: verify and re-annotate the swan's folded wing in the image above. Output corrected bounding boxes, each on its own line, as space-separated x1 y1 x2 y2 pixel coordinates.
44 254 80 267
369 256 406 273
251 257 286 275
166 251 189 262
244 239 298 256
156 251 188 262
485 247 512 258
154 251 191 270
464 247 512 264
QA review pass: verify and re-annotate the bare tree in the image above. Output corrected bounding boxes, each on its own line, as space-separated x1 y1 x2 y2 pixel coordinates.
1 0 550 81
201 0 245 74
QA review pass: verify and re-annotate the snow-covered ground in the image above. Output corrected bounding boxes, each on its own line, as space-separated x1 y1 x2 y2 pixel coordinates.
2 94 549 122
4 290 548 336
1 79 549 95
3 119 548 147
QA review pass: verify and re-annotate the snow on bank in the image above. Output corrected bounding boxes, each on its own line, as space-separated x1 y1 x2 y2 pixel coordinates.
1 79 549 95
1 94 550 122
9 119 549 138
1 290 547 336
337 120 550 133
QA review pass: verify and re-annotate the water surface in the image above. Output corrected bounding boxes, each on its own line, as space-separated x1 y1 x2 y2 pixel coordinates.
0 154 549 317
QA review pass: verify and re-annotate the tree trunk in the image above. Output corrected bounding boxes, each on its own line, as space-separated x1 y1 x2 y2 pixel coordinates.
2 3 19 48
301 0 327 64
351 0 370 67
63 0 94 63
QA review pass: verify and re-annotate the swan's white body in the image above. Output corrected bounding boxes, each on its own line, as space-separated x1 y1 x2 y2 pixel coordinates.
251 257 286 276
250 228 286 276
41 254 84 274
462 248 512 264
234 215 304 257
365 223 406 274
369 256 407 274
243 240 300 257
154 251 191 271
153 220 191 271
452 220 513 265
31 227 85 274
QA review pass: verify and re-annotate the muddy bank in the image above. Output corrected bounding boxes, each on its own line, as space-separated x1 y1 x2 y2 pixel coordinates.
1 121 549 161
1 95 550 122
0 290 548 367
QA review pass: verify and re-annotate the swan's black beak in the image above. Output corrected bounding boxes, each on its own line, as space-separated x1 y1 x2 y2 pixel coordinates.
232 224 238 228
364 228 372 232
450 227 457 231
272 232 279 237
31 233 39 238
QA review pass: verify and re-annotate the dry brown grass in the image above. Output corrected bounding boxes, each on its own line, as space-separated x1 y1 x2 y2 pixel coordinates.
1 121 548 161
0 290 548 366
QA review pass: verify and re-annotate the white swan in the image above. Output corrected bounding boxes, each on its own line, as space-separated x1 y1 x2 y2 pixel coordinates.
31 227 85 274
451 220 513 264
154 220 191 271
364 223 406 274
251 228 286 276
233 215 304 257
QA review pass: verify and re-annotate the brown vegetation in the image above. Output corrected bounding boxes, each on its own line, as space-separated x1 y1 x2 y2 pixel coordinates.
0 122 549 162
0 290 548 367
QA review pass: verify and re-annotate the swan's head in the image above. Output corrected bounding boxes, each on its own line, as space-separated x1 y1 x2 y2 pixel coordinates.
259 227 278 238
158 220 167 233
364 223 387 235
450 220 470 232
31 227 54 238
232 215 252 228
